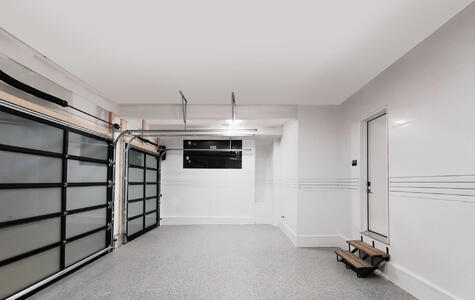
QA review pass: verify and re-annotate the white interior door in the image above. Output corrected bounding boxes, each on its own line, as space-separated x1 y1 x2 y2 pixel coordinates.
367 114 388 237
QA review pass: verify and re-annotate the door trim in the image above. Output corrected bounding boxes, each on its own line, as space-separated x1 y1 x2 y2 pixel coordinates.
361 109 390 245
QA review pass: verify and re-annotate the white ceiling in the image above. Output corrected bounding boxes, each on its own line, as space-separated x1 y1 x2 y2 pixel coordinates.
0 0 472 105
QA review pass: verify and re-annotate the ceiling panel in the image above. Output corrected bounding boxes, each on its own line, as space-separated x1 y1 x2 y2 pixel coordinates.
0 0 472 104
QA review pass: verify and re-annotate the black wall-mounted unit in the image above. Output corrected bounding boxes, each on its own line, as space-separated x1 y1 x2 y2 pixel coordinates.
183 140 242 169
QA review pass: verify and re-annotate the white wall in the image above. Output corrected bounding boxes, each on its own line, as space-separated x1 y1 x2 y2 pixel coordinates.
160 138 256 224
275 120 299 242
274 5 475 298
339 4 475 299
275 106 354 247
271 138 282 226
254 140 274 224
295 106 351 247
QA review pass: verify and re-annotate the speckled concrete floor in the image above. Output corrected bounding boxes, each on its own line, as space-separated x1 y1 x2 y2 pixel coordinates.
31 225 415 300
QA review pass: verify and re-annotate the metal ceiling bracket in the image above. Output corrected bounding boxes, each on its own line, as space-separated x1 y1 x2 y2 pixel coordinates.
231 92 236 129
179 91 188 130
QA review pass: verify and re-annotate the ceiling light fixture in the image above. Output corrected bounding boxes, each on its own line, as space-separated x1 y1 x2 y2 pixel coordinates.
225 119 242 125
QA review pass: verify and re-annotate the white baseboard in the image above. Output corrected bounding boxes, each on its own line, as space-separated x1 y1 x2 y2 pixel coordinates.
161 216 255 225
358 235 457 299
279 224 347 248
296 234 348 248
376 263 459 300
279 222 297 246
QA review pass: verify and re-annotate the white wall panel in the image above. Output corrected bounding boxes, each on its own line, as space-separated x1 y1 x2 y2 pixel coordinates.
296 106 352 240
276 120 299 237
254 141 274 224
340 4 475 299
160 139 256 224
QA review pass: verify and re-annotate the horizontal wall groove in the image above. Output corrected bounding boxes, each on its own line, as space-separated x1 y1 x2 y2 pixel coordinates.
388 174 475 201
390 174 475 179
297 177 360 191
390 181 475 184
392 194 475 204
388 186 475 190
390 190 475 198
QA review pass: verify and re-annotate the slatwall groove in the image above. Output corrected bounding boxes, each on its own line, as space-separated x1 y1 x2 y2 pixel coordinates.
389 174 475 204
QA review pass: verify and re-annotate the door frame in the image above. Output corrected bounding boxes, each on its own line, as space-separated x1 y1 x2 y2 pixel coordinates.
360 109 390 244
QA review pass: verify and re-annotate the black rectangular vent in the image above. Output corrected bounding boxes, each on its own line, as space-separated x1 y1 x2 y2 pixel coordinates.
183 140 242 169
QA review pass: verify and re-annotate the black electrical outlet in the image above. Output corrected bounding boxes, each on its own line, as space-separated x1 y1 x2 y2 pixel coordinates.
352 160 357 166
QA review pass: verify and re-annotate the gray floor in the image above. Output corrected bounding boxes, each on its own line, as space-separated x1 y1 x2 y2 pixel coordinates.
32 225 415 300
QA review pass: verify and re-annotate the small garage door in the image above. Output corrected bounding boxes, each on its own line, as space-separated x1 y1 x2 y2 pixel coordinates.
126 146 160 241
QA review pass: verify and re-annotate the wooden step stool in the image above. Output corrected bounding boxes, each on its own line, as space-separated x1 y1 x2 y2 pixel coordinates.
335 238 390 277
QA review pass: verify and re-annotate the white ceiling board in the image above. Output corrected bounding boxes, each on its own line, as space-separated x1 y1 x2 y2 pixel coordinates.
1 0 473 105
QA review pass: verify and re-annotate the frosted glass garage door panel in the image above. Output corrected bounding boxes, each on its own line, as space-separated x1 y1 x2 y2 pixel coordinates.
0 188 61 222
128 201 143 218
129 150 144 166
146 184 157 197
145 214 157 228
68 132 108 160
128 167 144 182
66 208 107 238
66 186 107 210
127 217 143 235
0 218 60 261
0 247 60 299
67 160 107 182
145 198 157 212
128 185 143 200
65 230 105 267
0 110 63 153
146 169 157 182
146 155 157 169
0 151 61 183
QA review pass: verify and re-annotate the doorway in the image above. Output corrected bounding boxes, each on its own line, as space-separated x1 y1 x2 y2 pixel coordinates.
366 113 388 239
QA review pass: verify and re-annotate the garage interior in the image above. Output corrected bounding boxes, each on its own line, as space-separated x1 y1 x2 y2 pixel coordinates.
1 1 475 299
